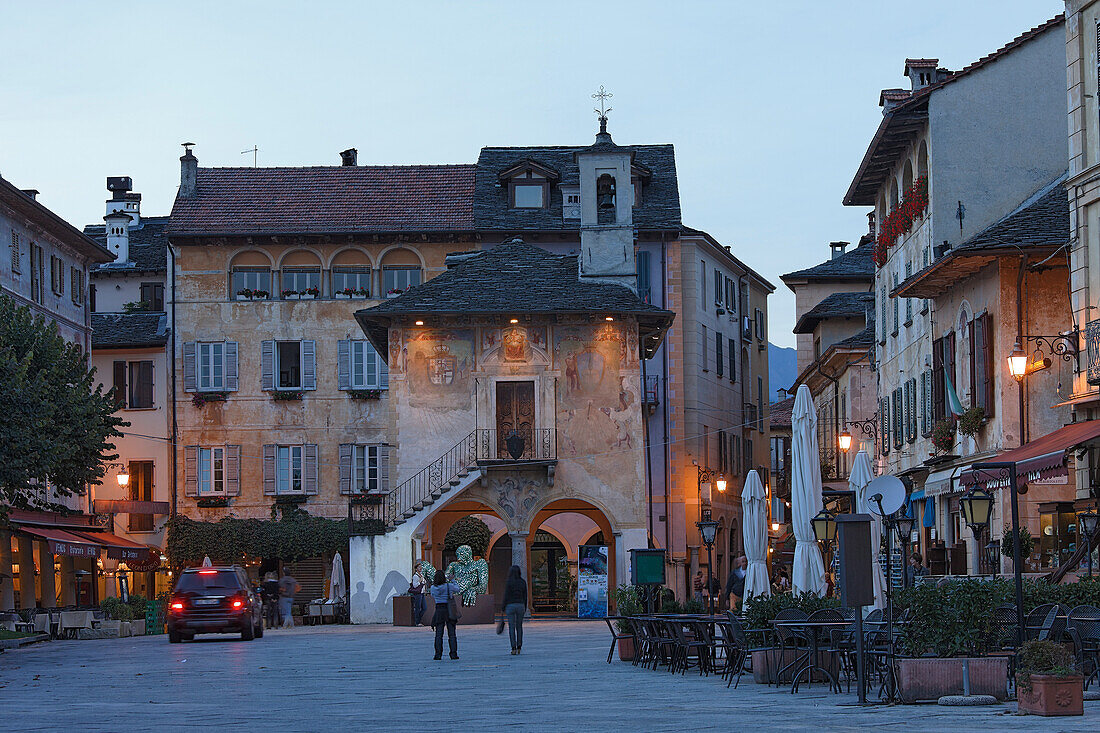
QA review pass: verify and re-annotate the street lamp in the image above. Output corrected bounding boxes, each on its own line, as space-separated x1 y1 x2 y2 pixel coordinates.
811 508 837 545
972 461 1026 651
1078 509 1099 578
116 469 130 490
1007 341 1028 382
715 474 727 494
838 430 853 453
984 540 1001 580
961 487 994 578
696 519 719 614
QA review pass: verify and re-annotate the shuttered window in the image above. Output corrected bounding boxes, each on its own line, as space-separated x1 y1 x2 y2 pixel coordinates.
907 378 917 442
339 339 388 390
339 444 390 494
128 360 154 409
716 332 724 377
880 285 888 343
636 250 651 303
728 338 736 382
186 341 238 392
932 337 945 422
266 444 319 495
970 312 994 416
262 340 316 391
893 388 903 449
904 261 912 323
891 274 899 335
184 445 240 497
880 398 889 455
9 231 19 273
714 269 724 306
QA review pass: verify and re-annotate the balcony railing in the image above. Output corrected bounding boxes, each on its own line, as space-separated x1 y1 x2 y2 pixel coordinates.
642 374 660 407
1087 319 1100 385
477 428 557 461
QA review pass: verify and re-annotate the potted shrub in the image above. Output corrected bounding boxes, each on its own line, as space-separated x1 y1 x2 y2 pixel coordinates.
613 585 643 660
335 287 369 300
1002 524 1035 565
1016 640 1083 716
236 288 254 301
931 419 955 454
191 391 228 408
386 287 404 298
282 289 300 300
957 406 986 437
349 388 382 400
301 286 320 300
272 390 303 401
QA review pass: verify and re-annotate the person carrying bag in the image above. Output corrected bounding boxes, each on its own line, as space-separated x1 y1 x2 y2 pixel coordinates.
428 571 462 660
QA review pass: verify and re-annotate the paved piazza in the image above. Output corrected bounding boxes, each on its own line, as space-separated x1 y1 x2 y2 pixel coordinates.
1 620 1097 731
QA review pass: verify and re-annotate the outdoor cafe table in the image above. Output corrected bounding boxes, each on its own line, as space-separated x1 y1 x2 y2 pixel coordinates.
770 619 851 694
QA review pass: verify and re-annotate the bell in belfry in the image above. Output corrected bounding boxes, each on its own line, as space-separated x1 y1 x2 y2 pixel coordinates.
597 173 616 210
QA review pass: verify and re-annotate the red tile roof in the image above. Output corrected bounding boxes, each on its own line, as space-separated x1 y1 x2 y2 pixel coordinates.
168 165 477 236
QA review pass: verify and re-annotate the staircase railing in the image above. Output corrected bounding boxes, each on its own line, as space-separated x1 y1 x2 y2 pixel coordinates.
384 431 479 528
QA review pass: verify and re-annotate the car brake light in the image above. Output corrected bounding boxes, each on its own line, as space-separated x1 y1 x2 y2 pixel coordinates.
198 569 217 575
170 602 184 610
232 599 244 609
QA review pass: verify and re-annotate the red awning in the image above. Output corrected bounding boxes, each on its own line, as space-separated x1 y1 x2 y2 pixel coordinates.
69 530 151 561
960 419 1100 489
18 526 101 558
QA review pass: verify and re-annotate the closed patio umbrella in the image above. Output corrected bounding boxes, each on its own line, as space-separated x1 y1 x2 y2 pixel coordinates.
850 450 886 610
741 470 771 601
791 385 827 597
329 551 346 602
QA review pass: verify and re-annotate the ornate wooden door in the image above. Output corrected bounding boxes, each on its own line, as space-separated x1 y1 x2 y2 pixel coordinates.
496 381 535 458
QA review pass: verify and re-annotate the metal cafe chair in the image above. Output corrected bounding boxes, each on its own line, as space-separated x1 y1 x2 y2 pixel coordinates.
771 608 810 687
1067 605 1100 689
603 616 632 664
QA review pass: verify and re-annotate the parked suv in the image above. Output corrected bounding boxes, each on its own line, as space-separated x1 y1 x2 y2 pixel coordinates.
167 565 263 643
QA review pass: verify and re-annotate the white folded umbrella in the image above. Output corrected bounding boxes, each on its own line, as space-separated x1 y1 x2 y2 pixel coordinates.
741 470 771 600
790 385 827 597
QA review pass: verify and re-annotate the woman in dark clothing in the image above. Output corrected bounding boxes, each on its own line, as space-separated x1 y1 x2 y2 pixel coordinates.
428 570 463 660
502 565 528 655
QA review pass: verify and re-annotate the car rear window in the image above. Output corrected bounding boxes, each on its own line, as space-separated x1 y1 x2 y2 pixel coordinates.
174 570 243 592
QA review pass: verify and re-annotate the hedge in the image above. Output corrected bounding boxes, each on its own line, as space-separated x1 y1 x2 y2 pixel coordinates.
165 512 348 567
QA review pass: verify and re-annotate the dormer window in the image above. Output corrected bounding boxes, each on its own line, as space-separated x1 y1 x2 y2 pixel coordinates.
511 181 547 208
500 159 559 211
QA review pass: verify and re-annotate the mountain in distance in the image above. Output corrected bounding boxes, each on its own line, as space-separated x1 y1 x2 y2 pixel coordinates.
768 343 796 402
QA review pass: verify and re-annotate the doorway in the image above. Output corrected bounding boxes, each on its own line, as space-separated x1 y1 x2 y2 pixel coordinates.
496 381 535 458
529 531 570 613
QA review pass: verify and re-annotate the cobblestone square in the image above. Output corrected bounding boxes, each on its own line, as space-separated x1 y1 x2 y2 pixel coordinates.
1 621 1096 731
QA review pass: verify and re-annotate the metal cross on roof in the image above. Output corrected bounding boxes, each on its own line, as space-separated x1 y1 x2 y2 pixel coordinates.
592 85 613 130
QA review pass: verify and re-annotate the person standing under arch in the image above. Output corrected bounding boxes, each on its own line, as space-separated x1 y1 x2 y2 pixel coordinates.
429 570 462 660
501 565 528 655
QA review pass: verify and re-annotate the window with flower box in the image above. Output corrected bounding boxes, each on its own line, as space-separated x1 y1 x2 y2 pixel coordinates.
184 341 239 392
338 339 388 390
184 445 240 497
340 444 390 493
263 444 318 495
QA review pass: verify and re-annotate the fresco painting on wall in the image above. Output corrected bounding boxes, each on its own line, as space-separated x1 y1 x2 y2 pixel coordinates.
555 325 638 459
406 329 475 409
481 326 547 363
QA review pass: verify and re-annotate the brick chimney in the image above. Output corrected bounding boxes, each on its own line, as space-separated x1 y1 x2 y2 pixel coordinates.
340 148 358 166
179 142 197 198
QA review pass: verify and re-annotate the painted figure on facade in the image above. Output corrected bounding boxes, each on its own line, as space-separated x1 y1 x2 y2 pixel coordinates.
421 544 488 606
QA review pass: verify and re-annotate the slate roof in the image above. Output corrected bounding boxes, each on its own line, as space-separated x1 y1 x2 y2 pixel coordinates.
355 238 674 357
474 140 680 231
168 165 477 236
0 176 114 262
833 322 876 350
770 397 795 430
793 291 874 334
781 241 875 284
84 216 170 273
91 312 169 349
953 181 1068 252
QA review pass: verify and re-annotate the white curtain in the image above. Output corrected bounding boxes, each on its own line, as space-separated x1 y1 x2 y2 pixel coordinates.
741 470 771 600
850 450 886 610
791 385 827 597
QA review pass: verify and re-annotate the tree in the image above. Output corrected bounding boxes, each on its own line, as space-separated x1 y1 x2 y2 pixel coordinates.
0 296 125 514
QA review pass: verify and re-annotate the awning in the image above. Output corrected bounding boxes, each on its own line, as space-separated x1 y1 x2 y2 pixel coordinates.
959 419 1100 489
923 498 935 528
69 530 151 561
925 466 964 497
18 527 100 558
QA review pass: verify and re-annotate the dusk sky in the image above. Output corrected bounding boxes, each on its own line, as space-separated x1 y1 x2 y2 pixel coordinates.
0 0 1064 345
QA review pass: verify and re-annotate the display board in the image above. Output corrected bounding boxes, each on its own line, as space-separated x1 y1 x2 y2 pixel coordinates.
577 545 608 618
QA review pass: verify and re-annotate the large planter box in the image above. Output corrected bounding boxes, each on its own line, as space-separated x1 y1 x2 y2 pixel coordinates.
422 594 496 625
1017 675 1084 716
131 619 145 636
895 657 1009 702
618 636 636 661
751 648 839 685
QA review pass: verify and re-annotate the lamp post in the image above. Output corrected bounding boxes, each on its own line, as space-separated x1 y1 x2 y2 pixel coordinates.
1078 509 1099 578
696 519 719 614
972 462 1025 651
984 540 1001 580
812 508 837 596
960 487 994 576
894 513 916 588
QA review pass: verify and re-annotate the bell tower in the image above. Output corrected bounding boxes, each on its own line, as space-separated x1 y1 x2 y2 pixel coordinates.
576 87 637 292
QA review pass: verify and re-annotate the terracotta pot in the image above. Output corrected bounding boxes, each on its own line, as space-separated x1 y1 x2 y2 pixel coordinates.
1017 674 1084 716
618 636 635 661
894 657 1009 702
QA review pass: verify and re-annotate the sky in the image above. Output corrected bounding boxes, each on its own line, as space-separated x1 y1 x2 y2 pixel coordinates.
0 0 1066 346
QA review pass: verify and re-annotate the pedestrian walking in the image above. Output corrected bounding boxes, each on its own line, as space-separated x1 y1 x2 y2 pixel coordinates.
501 565 527 655
724 555 747 611
278 569 300 629
261 571 281 628
409 562 427 626
429 570 462 660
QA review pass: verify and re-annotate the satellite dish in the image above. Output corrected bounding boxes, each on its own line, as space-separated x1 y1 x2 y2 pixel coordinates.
865 475 907 516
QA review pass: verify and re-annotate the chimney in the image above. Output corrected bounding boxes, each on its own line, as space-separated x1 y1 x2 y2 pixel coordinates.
106 176 140 227
104 209 132 263
867 211 876 234
829 241 849 259
879 88 910 114
904 58 946 91
179 142 198 197
340 148 358 166
21 189 39 200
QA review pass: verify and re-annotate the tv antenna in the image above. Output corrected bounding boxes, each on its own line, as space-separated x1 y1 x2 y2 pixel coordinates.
241 145 259 167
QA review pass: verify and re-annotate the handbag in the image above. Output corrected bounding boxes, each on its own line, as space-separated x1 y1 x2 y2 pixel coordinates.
446 586 462 621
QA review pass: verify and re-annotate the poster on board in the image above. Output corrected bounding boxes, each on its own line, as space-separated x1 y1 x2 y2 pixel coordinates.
577 544 608 618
